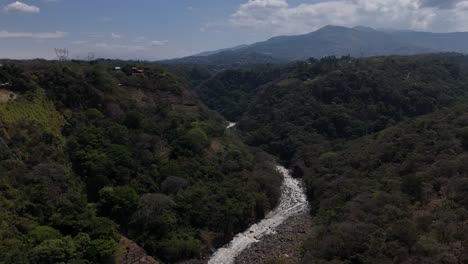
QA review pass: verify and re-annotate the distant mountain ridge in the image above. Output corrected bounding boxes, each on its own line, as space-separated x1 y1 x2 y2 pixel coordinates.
194 44 249 57
162 25 468 67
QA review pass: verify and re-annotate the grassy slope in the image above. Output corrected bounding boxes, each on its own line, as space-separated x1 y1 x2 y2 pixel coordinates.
0 88 64 137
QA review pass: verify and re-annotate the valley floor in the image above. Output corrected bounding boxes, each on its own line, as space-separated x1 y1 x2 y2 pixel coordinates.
207 166 309 264
235 212 312 264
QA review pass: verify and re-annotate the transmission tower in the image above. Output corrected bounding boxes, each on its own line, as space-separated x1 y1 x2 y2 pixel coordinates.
55 48 69 61
87 52 95 61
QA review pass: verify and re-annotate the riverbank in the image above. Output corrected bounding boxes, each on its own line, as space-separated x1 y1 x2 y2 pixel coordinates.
235 212 312 264
207 166 309 264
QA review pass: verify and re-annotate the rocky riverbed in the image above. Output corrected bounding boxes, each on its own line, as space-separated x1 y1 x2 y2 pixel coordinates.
235 212 312 264
207 166 309 264
203 123 312 264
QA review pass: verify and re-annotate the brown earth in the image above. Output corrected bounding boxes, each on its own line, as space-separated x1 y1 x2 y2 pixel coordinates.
117 237 159 264
0 89 16 103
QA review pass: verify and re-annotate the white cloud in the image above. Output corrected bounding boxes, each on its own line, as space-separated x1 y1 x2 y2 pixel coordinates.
0 30 67 39
3 1 40 13
150 40 168 46
230 0 468 34
111 33 124 39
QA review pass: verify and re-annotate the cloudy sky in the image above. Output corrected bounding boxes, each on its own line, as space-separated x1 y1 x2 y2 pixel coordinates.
1 0 468 60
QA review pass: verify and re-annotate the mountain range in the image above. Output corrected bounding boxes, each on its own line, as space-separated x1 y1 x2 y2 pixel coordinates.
163 25 468 67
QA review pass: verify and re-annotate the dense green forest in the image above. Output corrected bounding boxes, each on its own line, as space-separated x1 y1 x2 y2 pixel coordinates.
192 54 468 263
0 60 281 263
196 55 468 160
3 53 468 264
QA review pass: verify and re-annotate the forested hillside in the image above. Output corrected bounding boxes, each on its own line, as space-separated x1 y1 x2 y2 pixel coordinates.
0 60 281 263
191 54 468 263
3 53 468 264
302 102 468 263
197 55 468 161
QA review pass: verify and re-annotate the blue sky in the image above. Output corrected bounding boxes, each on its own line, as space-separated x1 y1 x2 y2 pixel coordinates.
1 0 468 60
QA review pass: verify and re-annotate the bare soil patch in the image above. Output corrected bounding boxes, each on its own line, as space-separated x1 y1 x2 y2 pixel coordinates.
117 237 159 264
0 89 16 103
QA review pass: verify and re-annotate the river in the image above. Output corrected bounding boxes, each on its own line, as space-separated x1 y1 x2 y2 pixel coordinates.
226 122 237 129
208 123 309 264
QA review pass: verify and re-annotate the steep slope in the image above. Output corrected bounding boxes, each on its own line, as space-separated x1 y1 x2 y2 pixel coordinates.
194 44 249 57
194 65 282 121
302 103 468 263
0 61 281 263
189 53 468 263
197 54 468 158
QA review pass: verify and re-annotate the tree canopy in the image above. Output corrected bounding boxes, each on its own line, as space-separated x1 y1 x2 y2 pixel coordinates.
0 59 281 263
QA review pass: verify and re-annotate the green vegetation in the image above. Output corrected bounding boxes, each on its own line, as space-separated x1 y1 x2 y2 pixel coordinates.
4 53 468 263
300 104 468 263
0 61 281 263
191 54 468 263
197 55 468 160
0 88 64 135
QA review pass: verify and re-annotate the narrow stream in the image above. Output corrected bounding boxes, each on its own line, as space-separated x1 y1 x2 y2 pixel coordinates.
208 122 309 264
